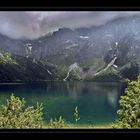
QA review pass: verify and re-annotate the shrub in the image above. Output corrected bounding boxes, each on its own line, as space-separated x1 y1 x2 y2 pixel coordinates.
113 75 140 128
0 94 44 129
48 116 66 128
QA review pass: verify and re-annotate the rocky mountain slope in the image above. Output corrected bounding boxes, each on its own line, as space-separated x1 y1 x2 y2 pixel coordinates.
0 50 57 82
0 15 140 81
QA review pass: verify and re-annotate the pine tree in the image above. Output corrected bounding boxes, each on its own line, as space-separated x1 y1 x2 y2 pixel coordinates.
113 76 140 128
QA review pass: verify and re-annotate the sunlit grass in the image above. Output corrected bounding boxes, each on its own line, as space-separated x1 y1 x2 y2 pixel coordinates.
43 123 113 129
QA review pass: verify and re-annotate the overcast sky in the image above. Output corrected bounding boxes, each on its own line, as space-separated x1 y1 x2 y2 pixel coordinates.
0 11 140 39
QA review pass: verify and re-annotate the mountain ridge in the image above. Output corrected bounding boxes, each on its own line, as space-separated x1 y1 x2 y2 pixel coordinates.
0 15 140 81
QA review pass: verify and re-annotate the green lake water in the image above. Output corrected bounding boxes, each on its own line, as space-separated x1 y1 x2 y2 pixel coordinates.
0 82 123 125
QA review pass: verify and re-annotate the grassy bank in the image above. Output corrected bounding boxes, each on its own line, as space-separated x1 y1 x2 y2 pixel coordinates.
43 123 113 129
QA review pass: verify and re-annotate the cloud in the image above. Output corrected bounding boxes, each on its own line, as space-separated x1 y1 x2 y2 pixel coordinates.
0 11 140 39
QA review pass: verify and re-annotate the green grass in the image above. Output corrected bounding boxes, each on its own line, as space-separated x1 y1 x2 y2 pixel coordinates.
43 123 113 129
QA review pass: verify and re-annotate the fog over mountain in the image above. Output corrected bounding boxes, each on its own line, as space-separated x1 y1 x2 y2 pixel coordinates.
0 11 140 39
0 12 140 82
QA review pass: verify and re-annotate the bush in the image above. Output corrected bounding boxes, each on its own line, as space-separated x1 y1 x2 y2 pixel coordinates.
48 116 66 128
0 94 44 129
113 75 140 129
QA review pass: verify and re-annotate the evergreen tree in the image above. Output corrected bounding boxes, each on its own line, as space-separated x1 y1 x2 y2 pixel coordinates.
113 76 140 128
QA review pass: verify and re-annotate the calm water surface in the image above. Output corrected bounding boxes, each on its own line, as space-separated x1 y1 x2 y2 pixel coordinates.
0 82 123 125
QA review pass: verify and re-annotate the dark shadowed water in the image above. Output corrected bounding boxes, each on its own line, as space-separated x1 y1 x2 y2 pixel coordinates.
0 82 123 125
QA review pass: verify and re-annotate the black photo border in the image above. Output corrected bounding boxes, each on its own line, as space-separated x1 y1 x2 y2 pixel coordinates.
0 4 140 138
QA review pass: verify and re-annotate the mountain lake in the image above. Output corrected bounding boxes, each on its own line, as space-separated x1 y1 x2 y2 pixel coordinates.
0 81 124 125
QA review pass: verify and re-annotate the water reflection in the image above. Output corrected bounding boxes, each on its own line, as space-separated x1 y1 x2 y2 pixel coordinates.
0 82 124 124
